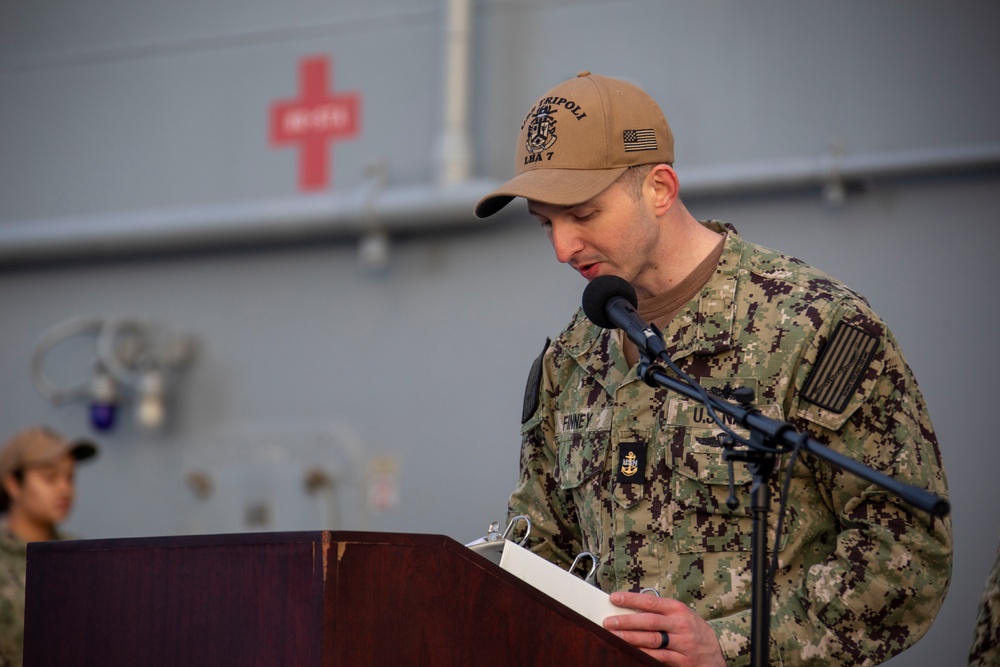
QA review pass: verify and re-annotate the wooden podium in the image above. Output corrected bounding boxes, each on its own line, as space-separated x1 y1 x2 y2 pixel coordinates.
24 531 658 665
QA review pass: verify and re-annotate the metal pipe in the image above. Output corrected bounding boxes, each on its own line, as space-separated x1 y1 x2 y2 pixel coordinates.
1 143 997 265
679 141 1000 198
0 179 499 263
435 0 473 186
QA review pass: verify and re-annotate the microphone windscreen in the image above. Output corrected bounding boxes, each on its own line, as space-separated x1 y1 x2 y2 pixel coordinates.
582 275 638 329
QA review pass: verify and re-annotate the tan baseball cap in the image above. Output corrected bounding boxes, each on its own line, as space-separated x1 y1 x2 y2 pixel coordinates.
0 426 98 479
474 71 674 219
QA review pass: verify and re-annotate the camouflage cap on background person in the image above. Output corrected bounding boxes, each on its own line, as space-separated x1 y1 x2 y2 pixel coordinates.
0 427 97 479
474 71 674 219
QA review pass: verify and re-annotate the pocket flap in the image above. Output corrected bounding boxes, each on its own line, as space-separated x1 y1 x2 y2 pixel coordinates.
556 432 607 490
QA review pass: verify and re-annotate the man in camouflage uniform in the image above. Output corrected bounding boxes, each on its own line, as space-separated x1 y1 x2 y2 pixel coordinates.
0 427 97 666
474 72 951 666
969 540 1000 666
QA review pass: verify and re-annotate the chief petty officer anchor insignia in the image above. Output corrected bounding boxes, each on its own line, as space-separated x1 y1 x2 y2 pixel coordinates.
616 443 648 484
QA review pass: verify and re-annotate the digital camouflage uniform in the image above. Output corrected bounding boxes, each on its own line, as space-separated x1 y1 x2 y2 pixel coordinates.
509 222 952 666
0 522 66 667
968 540 1000 666
0 523 28 667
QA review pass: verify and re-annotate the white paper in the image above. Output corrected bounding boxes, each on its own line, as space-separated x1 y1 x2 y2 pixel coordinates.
498 540 637 627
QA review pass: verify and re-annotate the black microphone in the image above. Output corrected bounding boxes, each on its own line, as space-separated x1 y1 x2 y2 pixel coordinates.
581 275 667 359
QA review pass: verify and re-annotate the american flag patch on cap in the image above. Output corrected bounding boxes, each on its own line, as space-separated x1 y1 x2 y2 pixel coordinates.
623 129 657 152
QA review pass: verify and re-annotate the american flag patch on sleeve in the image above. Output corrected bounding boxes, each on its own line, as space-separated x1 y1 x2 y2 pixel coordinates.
801 321 878 413
623 129 657 152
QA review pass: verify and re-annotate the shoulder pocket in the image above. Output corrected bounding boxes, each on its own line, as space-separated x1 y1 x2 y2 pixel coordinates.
798 313 886 434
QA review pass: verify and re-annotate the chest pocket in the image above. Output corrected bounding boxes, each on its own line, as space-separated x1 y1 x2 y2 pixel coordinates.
555 416 610 540
663 389 789 554
556 429 607 490
554 407 611 486
555 407 651 513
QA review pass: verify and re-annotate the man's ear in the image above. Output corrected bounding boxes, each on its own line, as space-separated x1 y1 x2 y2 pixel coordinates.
2 474 21 502
647 164 680 215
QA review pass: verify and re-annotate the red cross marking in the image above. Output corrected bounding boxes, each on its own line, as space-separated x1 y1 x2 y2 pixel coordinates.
269 56 361 191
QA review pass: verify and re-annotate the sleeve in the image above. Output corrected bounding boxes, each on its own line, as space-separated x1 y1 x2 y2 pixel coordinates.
708 299 953 666
506 341 585 569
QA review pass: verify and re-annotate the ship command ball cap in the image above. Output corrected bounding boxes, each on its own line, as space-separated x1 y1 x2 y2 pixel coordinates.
474 71 675 219
0 426 98 479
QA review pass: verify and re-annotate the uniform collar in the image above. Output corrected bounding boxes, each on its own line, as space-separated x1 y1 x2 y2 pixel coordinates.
557 221 745 394
663 221 744 360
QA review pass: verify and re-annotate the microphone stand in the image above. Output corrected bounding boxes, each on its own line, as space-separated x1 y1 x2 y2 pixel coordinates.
635 346 949 667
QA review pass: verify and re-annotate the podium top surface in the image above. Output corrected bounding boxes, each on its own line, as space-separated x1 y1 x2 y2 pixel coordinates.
28 529 450 553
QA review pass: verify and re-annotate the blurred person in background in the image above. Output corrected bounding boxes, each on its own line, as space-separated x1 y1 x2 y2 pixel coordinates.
0 426 97 667
969 539 1000 666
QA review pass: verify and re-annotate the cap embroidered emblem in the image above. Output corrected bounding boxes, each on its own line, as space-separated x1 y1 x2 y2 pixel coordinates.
526 105 558 154
623 128 657 152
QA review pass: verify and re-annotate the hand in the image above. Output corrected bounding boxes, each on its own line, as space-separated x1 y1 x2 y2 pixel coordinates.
604 591 726 666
